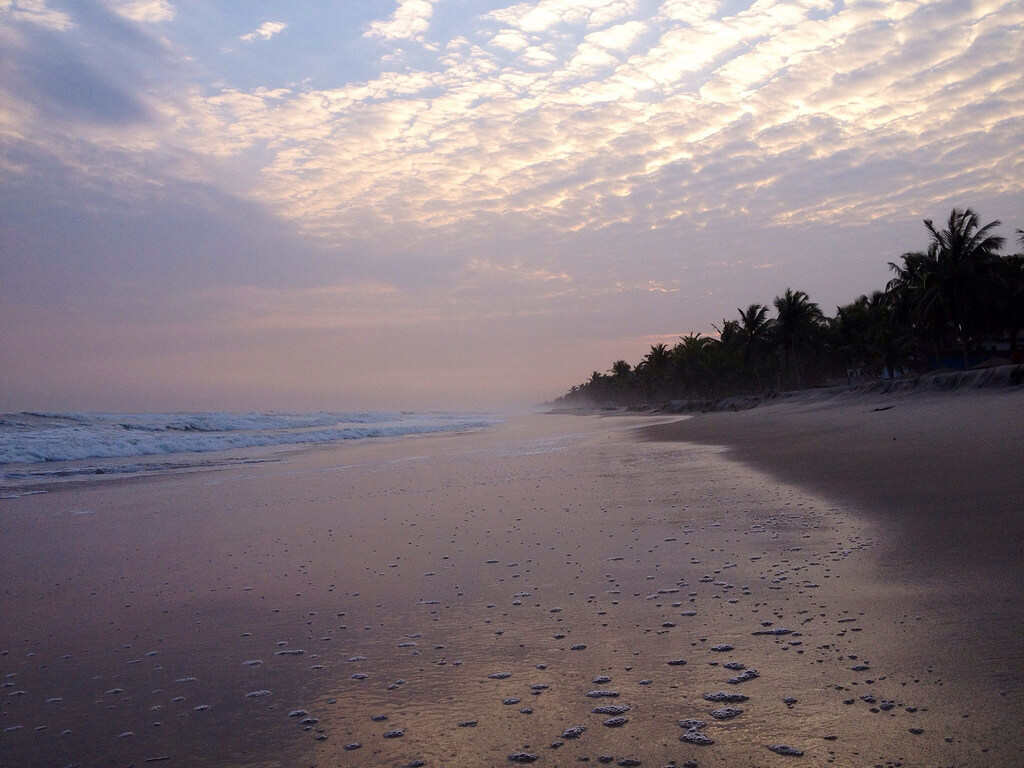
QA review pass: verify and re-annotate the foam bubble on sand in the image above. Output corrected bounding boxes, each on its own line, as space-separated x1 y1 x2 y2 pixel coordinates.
768 744 804 756
586 690 620 698
703 691 749 702
727 669 759 684
680 728 714 745
711 707 743 719
507 752 538 763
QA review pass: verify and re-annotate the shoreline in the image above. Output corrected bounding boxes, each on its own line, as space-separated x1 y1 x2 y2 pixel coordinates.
2 410 1022 765
638 384 1024 572
551 362 1024 416
639 384 1024 758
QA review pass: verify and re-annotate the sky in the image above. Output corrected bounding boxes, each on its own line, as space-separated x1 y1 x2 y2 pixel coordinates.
1 0 1022 412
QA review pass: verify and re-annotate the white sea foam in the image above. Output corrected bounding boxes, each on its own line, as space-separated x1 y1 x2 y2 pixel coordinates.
0 411 502 466
0 411 503 488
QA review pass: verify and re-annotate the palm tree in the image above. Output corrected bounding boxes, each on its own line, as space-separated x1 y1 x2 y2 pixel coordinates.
610 360 632 379
773 289 824 389
608 359 634 403
995 254 1024 362
736 304 771 390
636 343 671 399
833 291 912 379
672 333 716 396
889 208 1004 367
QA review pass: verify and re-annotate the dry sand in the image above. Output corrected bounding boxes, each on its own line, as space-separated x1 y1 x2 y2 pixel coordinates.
1 397 1021 767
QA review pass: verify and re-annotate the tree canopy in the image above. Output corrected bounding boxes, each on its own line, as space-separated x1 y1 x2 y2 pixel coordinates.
556 208 1023 407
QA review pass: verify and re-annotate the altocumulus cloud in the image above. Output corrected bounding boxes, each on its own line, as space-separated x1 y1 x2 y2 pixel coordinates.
203 0 1019 244
1 0 1023 286
364 0 437 42
108 0 175 23
241 20 287 42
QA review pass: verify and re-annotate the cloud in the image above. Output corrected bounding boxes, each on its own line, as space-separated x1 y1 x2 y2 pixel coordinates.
489 28 529 51
5 0 1024 269
364 0 435 42
0 2 177 133
486 0 640 33
584 20 645 51
106 0 175 23
3 2 1021 410
0 0 74 31
241 21 287 42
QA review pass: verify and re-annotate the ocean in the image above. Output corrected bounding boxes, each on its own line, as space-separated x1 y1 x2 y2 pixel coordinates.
0 410 503 493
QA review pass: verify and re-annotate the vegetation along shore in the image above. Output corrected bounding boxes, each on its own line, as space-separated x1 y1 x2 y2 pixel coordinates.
556 208 1024 408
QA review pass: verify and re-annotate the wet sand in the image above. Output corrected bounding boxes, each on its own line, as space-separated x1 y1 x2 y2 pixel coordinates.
2 404 1022 766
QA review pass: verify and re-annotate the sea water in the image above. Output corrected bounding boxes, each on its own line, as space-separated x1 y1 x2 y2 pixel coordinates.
0 410 502 492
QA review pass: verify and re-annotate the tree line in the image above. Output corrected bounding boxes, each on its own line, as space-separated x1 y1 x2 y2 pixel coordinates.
556 208 1024 407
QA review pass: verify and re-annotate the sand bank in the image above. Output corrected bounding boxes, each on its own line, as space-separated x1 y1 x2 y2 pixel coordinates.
643 386 1024 572
1 408 1021 766
643 386 1024 760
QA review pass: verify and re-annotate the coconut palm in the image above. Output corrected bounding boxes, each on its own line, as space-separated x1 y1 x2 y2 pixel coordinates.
636 343 672 399
772 289 824 389
833 291 912 378
610 360 632 379
671 333 717 395
736 303 772 389
995 254 1024 362
888 208 1004 367
555 207 1020 405
606 360 634 403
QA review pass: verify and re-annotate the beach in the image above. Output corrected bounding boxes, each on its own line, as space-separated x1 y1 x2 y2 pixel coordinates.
2 394 1022 767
